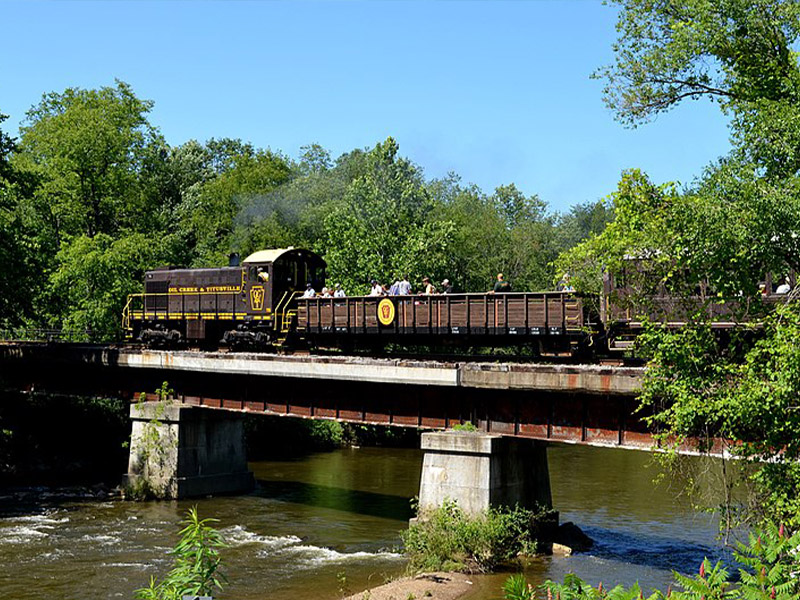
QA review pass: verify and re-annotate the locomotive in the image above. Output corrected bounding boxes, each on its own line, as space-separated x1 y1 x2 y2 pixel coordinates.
123 247 792 355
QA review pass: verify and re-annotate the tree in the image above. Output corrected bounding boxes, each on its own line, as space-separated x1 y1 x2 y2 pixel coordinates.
45 233 168 337
323 137 455 293
0 111 39 326
575 0 800 529
186 148 292 266
599 0 800 126
15 80 163 241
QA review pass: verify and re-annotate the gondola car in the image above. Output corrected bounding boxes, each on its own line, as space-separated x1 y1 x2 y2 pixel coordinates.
295 291 599 355
123 248 326 347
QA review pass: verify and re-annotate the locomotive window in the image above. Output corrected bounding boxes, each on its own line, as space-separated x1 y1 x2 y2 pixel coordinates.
249 267 257 280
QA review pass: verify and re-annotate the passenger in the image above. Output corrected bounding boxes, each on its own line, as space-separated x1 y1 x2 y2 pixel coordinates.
557 273 575 292
398 274 412 296
441 279 453 294
382 283 391 295
302 282 316 298
334 283 346 298
776 277 792 294
369 279 383 296
493 273 511 293
422 277 436 295
321 286 332 297
389 277 401 296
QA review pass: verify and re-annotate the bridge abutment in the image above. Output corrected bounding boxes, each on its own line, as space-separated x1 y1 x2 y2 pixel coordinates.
124 402 254 499
417 431 552 517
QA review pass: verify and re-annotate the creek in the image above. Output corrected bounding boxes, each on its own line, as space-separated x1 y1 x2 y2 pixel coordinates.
0 443 725 599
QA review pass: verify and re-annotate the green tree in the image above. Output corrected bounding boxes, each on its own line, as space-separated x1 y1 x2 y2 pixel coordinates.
46 233 167 336
599 0 800 126
186 148 292 266
573 0 800 529
323 137 455 293
15 80 163 240
0 110 39 326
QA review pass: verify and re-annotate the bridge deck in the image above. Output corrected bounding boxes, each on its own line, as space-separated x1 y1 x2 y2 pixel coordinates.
0 343 725 456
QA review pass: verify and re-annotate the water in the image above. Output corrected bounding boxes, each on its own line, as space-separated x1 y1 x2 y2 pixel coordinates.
0 444 725 599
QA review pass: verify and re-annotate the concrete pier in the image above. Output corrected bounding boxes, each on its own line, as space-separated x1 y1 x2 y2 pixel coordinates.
124 402 254 499
417 431 552 516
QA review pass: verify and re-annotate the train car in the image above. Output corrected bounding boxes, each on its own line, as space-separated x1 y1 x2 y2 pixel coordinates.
296 291 600 355
600 258 797 350
123 247 326 347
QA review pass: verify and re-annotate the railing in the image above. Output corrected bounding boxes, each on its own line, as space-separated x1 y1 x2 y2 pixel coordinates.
0 328 98 343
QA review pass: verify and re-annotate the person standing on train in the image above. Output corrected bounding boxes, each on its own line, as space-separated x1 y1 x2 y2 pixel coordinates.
302 282 316 298
369 280 383 296
389 278 401 296
334 283 346 297
422 277 436 295
493 273 511 293
398 275 412 296
441 279 453 294
776 277 792 294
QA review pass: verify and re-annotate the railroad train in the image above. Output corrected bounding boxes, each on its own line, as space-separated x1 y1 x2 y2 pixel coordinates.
122 247 793 355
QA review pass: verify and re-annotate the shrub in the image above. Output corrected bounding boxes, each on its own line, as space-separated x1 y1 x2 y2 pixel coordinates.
134 507 227 600
402 499 556 573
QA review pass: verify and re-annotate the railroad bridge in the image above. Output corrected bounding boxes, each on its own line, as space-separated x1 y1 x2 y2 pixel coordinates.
0 343 709 515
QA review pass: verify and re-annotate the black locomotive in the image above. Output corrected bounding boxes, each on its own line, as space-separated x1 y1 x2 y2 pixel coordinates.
124 247 793 354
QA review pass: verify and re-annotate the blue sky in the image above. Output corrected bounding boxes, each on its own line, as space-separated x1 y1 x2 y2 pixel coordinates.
1 0 731 212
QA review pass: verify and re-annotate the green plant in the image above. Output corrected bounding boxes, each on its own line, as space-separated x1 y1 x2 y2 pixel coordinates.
451 422 478 432
337 570 350 597
134 507 227 600
503 573 535 600
402 499 555 573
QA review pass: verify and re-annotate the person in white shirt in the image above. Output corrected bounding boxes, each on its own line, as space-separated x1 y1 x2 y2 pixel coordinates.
369 280 383 296
302 283 316 298
775 277 792 294
334 283 346 297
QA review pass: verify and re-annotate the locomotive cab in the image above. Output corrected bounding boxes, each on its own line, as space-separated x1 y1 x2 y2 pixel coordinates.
241 247 327 319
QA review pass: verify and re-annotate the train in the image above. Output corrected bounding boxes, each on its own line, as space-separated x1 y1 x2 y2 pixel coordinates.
122 247 792 356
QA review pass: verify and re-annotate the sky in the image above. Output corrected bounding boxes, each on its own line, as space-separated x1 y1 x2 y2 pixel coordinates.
0 0 732 212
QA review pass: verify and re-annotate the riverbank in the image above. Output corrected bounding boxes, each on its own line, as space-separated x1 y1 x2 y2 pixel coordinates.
343 572 476 600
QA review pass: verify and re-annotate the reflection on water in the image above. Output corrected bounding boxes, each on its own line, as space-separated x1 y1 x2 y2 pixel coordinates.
0 444 727 599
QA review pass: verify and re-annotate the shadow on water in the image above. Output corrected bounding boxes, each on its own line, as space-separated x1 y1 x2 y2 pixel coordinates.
254 478 415 521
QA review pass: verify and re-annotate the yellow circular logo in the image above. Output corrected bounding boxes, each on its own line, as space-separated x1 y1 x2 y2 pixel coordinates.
377 298 396 326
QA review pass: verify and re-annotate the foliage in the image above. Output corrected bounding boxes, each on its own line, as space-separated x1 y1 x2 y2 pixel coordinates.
555 1 800 530
598 0 800 127
15 80 162 239
135 507 227 600
186 148 292 266
636 300 800 528
450 422 478 432
502 523 800 599
323 137 456 295
402 499 555 573
46 233 171 337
